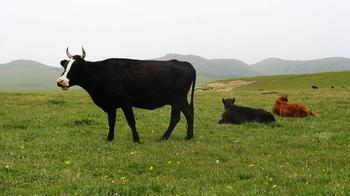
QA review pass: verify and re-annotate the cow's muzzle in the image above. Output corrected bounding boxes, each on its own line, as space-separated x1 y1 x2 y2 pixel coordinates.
57 78 69 90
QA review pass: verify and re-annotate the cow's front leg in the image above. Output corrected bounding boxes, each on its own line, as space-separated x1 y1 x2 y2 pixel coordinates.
107 109 116 141
122 106 140 143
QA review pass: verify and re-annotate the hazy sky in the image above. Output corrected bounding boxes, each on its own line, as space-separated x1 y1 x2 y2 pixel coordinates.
1 0 349 66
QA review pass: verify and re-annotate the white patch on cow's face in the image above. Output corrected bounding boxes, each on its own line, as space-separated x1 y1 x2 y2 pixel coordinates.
57 58 75 90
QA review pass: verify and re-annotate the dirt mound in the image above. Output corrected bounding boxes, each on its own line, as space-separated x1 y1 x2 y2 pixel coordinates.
201 80 254 91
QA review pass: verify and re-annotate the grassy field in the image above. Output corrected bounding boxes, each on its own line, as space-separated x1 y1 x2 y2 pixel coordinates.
1 71 349 195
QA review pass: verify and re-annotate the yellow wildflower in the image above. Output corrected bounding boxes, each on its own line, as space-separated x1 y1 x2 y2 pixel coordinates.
120 176 127 184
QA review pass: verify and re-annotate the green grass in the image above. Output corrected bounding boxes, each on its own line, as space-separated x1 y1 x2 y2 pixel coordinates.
1 71 350 195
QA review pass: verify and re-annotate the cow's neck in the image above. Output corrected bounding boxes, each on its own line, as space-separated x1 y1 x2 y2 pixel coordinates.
77 61 102 96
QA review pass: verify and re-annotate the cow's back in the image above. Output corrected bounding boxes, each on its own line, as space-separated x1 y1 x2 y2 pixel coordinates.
255 109 275 123
276 102 311 117
221 105 275 124
223 105 259 124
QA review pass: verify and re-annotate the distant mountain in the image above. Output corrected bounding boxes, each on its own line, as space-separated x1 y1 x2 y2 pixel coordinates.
1 55 350 91
0 60 62 90
155 54 260 78
252 57 350 75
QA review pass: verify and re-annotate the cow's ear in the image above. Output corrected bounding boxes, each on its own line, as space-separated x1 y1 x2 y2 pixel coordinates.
232 98 235 104
222 98 225 104
60 60 68 67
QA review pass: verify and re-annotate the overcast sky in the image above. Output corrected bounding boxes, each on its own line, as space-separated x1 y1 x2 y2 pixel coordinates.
1 0 349 66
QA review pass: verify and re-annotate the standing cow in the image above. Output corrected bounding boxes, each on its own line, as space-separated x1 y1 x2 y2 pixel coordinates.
57 47 196 143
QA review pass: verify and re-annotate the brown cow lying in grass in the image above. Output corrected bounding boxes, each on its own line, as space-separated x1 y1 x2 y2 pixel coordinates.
272 95 315 117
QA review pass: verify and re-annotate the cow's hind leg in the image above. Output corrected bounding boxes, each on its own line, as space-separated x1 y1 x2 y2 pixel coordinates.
181 100 194 140
122 106 140 143
162 105 181 140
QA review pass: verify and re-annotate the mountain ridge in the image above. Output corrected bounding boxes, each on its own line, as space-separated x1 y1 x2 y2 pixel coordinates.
155 53 260 78
0 60 62 90
252 57 350 75
1 55 350 90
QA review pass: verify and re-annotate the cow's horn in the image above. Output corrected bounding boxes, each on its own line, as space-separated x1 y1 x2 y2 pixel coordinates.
81 47 86 59
66 47 73 58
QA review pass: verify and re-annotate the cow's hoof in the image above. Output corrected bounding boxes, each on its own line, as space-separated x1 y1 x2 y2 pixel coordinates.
107 136 114 141
186 136 193 140
160 136 169 141
133 139 141 143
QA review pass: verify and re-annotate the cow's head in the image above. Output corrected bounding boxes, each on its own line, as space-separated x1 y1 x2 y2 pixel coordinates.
57 47 86 90
276 95 288 102
222 98 235 110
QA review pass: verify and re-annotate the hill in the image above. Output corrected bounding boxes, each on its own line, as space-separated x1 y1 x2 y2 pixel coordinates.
207 70 350 91
0 60 62 91
0 56 261 91
252 57 350 75
1 56 350 91
156 54 261 78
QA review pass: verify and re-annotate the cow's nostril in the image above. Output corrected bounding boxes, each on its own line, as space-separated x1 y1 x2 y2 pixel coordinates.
57 79 66 87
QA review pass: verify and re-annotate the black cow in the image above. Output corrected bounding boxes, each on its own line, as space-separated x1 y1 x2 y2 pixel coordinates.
218 98 275 124
57 47 196 143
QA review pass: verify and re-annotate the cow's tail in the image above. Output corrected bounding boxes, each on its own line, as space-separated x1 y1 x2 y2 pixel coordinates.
189 70 196 114
303 108 316 117
309 110 317 116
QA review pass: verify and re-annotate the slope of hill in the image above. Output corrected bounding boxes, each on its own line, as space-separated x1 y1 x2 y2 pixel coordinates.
209 70 350 91
252 57 350 75
0 60 62 91
1 55 350 91
156 54 260 78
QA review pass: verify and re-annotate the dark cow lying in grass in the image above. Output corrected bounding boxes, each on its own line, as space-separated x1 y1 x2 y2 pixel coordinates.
272 95 315 117
218 98 275 124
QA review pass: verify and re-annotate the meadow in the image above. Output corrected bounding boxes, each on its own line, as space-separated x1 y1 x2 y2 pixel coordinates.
1 71 349 195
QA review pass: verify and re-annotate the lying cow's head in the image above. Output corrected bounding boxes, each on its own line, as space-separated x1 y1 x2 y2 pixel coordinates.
222 98 235 110
56 47 86 90
276 95 288 102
